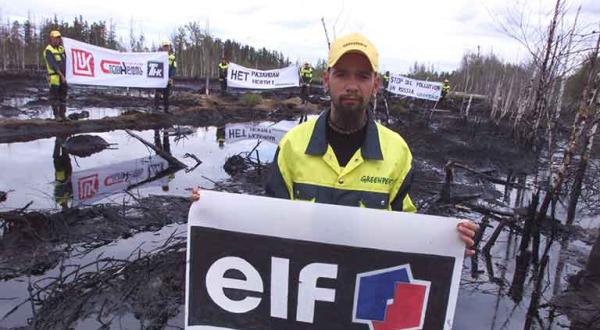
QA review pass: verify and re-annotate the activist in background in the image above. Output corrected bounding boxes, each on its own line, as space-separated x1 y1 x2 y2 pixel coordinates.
218 57 229 96
192 33 478 256
300 62 313 103
441 79 450 100
154 40 177 113
382 71 390 100
43 30 68 121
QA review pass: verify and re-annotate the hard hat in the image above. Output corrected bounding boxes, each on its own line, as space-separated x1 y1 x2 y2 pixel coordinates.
161 40 171 47
50 30 61 38
444 79 449 83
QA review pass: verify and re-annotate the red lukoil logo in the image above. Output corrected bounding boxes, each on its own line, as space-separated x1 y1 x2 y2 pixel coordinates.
78 174 99 200
71 48 95 77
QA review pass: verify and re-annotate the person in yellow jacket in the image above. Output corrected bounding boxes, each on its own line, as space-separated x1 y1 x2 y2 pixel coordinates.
155 40 177 113
218 57 229 96
265 33 478 255
193 33 478 256
299 62 313 104
43 30 68 121
441 79 450 100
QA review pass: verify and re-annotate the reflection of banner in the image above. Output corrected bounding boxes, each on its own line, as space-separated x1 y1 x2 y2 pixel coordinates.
63 37 169 88
186 191 464 330
225 123 288 144
387 75 442 101
72 155 169 205
227 63 299 89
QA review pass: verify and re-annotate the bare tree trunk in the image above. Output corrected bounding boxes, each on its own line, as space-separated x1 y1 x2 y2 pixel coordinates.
521 0 562 146
536 33 600 229
566 121 598 225
549 6 581 158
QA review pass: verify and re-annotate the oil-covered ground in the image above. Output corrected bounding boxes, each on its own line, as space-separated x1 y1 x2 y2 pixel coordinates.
0 73 598 329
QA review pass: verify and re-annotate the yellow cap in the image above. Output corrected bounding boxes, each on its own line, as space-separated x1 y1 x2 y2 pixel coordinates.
50 30 61 38
161 40 171 47
328 32 378 72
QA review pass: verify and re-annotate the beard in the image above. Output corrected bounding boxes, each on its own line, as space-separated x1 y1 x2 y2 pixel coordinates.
330 93 370 128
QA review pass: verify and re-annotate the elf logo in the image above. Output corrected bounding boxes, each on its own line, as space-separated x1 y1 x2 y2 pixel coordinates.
353 265 430 330
205 256 337 323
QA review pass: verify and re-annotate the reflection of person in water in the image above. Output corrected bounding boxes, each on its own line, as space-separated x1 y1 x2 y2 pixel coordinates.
216 126 225 148
53 135 73 209
154 129 174 191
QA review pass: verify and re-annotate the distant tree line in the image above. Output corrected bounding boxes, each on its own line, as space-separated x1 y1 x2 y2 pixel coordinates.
0 13 290 78
169 22 290 79
0 14 120 71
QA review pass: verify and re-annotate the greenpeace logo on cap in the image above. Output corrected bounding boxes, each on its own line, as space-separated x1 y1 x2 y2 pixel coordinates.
343 42 367 48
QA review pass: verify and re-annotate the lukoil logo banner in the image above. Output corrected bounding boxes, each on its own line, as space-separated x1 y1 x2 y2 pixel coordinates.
71 154 169 205
63 37 169 88
186 191 465 329
227 63 299 89
386 75 443 101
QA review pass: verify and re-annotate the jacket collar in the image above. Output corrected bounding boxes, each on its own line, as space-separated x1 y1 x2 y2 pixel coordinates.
305 109 383 160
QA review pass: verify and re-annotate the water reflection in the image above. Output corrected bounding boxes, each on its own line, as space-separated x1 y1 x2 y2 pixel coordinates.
0 126 280 211
53 135 73 210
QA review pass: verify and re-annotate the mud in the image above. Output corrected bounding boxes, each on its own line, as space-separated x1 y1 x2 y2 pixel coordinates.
0 74 321 143
0 73 598 329
0 195 190 281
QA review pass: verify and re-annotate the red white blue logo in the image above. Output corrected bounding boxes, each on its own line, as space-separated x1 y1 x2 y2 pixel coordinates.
353 265 430 330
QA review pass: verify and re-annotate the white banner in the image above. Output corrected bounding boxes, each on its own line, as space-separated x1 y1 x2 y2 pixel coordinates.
225 123 288 144
62 37 169 88
227 63 299 89
387 75 442 101
71 155 169 205
186 191 464 329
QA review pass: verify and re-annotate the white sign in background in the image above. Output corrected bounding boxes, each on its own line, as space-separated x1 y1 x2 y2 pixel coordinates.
386 74 442 101
186 191 465 330
227 63 299 89
71 155 169 205
63 37 169 88
225 123 288 144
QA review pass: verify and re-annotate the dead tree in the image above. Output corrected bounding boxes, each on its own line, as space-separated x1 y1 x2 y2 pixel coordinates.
535 33 600 233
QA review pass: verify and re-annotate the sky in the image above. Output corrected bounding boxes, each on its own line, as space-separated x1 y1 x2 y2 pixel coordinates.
1 0 599 72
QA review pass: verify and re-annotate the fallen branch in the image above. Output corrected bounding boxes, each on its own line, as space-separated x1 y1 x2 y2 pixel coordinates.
125 129 186 168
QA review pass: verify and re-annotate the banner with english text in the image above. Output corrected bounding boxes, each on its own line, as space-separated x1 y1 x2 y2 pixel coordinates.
63 37 169 88
386 74 442 101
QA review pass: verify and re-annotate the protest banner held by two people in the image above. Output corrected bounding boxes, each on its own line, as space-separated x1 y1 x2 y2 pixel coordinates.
63 37 170 88
385 74 443 102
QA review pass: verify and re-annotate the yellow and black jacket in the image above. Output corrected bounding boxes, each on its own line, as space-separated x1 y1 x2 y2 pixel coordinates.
300 66 313 84
266 110 416 212
43 44 66 86
218 62 229 80
168 52 177 78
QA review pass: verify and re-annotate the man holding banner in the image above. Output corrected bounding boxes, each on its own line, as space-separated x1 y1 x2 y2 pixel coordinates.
43 30 68 121
218 57 229 95
194 33 477 255
154 40 177 113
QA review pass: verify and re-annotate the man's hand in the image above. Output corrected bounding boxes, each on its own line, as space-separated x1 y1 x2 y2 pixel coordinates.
457 220 479 257
191 187 201 202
